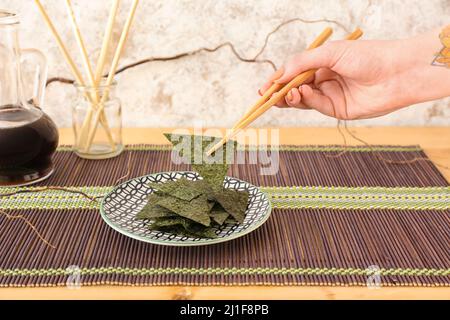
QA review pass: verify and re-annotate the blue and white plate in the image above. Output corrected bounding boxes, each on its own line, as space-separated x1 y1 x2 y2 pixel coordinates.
100 171 272 246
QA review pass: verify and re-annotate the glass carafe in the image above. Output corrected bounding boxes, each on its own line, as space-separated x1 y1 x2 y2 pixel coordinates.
0 11 58 186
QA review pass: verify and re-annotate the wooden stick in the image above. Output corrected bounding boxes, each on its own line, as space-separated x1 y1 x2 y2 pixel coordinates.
85 0 139 150
81 0 120 147
35 0 84 85
65 0 116 151
206 28 363 156
94 0 120 84
206 27 336 156
64 0 95 85
35 0 115 150
105 0 139 90
233 27 333 130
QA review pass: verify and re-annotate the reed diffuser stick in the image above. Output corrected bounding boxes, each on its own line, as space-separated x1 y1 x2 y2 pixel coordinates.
64 0 116 150
64 0 95 84
85 0 139 150
78 0 120 151
34 0 84 85
34 0 115 149
94 0 120 84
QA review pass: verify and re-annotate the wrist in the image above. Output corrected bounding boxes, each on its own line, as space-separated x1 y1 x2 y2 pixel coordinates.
395 27 450 106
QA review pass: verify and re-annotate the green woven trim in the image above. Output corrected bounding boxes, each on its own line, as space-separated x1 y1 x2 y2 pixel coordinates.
264 186 450 210
246 145 422 152
1 186 448 211
0 186 111 210
56 145 423 152
0 267 448 277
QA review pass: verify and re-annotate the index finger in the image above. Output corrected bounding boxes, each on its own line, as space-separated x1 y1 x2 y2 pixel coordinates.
259 66 315 95
259 67 284 94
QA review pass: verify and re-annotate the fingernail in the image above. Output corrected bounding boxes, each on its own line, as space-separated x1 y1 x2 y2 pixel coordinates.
287 90 292 101
302 85 311 95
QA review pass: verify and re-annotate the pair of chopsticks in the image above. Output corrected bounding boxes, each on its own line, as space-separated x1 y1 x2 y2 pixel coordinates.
206 27 363 156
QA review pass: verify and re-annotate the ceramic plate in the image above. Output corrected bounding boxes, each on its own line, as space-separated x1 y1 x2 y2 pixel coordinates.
100 171 272 246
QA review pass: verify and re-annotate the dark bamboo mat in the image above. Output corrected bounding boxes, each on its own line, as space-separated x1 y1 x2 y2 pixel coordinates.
41 145 448 187
0 145 449 287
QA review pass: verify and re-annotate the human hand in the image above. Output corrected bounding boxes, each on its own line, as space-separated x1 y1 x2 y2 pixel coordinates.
259 28 450 120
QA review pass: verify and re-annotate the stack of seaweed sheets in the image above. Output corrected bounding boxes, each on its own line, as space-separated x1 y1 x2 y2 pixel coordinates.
135 134 249 238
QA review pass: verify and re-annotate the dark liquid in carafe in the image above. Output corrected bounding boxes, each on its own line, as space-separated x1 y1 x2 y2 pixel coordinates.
0 106 59 186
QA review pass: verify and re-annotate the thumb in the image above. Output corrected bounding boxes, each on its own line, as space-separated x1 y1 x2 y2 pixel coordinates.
275 41 344 84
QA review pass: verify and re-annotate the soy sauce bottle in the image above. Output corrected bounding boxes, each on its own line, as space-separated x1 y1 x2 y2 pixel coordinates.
0 11 58 186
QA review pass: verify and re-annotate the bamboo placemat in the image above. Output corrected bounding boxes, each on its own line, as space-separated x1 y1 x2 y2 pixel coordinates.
0 145 449 287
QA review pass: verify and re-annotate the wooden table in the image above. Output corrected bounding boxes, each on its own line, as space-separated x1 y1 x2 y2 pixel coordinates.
1 127 449 300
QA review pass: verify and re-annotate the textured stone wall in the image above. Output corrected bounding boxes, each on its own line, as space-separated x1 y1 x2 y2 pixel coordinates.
3 0 450 127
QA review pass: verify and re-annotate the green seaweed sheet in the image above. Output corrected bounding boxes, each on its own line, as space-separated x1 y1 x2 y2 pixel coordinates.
164 133 237 190
135 134 249 239
148 178 210 201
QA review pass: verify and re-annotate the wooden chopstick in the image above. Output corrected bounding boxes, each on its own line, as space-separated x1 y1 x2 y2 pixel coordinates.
206 28 363 156
232 27 333 130
206 27 333 156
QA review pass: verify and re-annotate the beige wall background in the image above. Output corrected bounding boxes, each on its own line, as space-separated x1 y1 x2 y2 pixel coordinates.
3 0 450 127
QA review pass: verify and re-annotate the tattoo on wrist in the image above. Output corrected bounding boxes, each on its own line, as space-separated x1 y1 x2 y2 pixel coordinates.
432 25 450 68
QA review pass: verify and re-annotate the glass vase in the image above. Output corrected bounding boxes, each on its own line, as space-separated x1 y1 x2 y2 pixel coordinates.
72 82 123 159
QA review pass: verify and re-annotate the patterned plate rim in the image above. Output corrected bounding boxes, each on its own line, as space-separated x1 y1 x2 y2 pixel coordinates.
99 171 272 246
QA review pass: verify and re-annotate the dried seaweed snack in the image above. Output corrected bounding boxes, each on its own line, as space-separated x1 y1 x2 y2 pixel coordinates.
208 204 229 225
135 134 250 239
150 193 213 227
191 163 229 192
148 178 212 201
135 203 176 220
224 216 238 224
163 133 237 163
150 216 193 229
149 217 218 239
164 133 237 190
211 189 249 223
186 223 218 239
